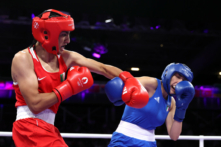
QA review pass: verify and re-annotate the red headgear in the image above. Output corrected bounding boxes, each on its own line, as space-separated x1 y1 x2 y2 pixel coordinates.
32 9 75 54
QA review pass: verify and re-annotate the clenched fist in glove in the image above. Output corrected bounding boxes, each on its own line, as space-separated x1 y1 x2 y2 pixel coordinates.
53 66 94 103
174 81 195 122
119 71 149 108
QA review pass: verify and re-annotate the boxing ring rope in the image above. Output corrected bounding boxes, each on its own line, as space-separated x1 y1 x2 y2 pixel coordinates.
1 132 221 147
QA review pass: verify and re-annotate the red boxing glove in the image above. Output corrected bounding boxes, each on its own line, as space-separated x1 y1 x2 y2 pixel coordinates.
119 71 149 108
53 66 94 103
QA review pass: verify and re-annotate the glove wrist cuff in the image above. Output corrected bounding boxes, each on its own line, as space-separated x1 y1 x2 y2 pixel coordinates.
53 80 73 102
119 71 133 82
53 88 62 103
174 107 186 122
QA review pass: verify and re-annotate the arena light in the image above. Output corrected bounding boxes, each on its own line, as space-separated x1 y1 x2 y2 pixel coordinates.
131 67 139 71
105 19 113 23
0 82 4 89
93 44 108 54
92 43 108 58
194 85 220 98
92 53 101 58
219 72 221 75
81 91 86 100
31 13 35 19
155 25 160 29
0 81 13 89
83 46 92 51
0 81 14 98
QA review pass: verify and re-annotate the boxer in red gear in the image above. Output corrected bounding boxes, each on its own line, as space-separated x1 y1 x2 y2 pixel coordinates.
11 9 123 147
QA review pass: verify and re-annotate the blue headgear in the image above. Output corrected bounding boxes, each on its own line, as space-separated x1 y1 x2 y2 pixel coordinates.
161 63 193 95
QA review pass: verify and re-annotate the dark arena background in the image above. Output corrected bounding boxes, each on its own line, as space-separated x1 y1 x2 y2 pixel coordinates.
0 0 221 147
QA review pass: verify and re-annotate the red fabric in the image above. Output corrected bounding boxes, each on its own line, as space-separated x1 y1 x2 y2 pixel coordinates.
54 66 94 101
14 47 67 114
120 71 149 109
13 118 68 147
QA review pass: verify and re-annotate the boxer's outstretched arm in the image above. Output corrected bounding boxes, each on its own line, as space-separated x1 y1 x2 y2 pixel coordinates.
62 50 123 79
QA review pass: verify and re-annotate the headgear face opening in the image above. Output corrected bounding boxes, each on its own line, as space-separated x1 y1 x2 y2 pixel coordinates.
161 63 193 95
32 9 75 55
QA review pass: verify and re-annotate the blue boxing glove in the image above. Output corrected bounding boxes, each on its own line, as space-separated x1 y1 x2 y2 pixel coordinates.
105 77 125 106
174 81 195 122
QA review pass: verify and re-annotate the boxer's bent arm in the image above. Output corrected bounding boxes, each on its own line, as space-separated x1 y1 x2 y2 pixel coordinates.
11 51 58 114
165 97 182 141
63 50 123 79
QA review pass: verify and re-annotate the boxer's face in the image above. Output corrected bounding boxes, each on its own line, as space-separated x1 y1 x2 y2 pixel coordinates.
170 73 186 94
58 31 70 54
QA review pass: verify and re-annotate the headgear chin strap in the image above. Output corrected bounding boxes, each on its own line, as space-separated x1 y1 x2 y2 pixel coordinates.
161 63 193 96
32 9 75 55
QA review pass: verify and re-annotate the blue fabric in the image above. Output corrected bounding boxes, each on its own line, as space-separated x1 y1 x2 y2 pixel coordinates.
174 81 195 122
108 132 157 147
105 77 125 106
121 79 171 130
161 63 193 95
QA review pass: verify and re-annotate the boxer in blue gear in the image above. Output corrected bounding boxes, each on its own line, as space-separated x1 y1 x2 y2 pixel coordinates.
105 63 195 147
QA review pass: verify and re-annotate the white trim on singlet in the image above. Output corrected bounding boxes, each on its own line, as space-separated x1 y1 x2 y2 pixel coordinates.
13 82 18 85
29 47 39 62
41 64 50 72
115 120 155 142
16 105 56 125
